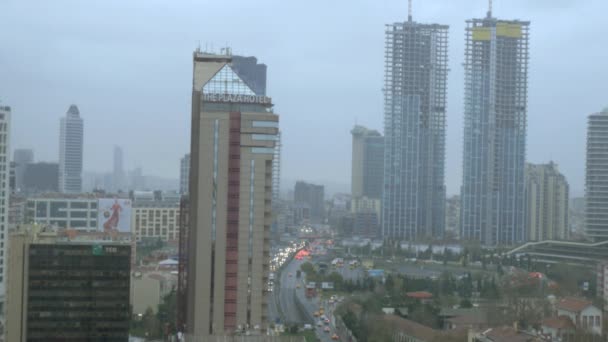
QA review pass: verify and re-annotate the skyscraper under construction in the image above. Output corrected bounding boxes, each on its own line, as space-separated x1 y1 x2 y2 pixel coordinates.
382 9 448 240
460 7 530 246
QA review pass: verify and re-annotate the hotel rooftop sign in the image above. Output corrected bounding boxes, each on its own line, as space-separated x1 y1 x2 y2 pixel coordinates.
203 93 272 105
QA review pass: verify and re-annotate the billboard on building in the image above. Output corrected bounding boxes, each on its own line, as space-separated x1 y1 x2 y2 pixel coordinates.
98 198 132 233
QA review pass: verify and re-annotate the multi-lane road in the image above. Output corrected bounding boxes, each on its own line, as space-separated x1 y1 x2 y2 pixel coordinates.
271 257 340 342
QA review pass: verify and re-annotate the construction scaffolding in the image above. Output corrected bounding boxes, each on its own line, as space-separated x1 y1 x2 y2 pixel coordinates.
460 17 530 246
382 20 449 241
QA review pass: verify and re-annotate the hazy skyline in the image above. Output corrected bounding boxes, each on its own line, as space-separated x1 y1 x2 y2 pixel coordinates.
1 0 606 196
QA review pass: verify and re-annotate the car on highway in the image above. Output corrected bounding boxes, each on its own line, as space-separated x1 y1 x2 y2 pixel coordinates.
324 326 331 333
313 311 320 317
296 284 301 289
332 334 339 340
324 318 330 325
316 321 323 327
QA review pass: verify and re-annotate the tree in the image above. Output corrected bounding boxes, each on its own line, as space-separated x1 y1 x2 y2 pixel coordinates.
142 307 160 338
157 289 177 336
460 298 473 308
300 262 314 274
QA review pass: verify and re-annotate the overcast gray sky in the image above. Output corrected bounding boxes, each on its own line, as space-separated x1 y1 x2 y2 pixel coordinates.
1 0 606 196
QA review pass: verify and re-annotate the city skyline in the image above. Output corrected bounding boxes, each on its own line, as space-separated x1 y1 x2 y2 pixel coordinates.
2 0 607 196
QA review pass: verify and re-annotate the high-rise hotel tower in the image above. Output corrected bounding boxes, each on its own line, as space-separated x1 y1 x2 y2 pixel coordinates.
185 49 278 337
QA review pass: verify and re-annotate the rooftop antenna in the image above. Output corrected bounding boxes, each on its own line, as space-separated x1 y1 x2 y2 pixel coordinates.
408 0 413 22
487 0 493 18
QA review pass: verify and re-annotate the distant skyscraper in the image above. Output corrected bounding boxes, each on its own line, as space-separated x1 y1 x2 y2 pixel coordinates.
13 149 33 192
382 14 448 240
113 146 125 191
59 105 83 193
0 105 10 314
351 125 384 199
231 55 267 96
185 50 278 337
129 167 145 191
586 108 608 241
294 181 324 223
180 154 190 195
460 10 530 245
525 162 569 241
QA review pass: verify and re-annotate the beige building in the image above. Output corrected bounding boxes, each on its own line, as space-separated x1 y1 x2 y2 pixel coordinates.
133 203 180 242
525 162 569 241
132 271 176 315
186 50 277 338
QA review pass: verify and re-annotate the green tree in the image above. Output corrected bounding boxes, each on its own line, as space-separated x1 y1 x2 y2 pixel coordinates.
142 307 160 338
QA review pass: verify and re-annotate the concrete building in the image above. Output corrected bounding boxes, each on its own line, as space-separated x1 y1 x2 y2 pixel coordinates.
113 145 125 192
294 181 324 223
586 108 608 241
59 104 84 193
525 162 569 241
185 50 277 337
351 125 384 199
5 226 131 341
0 106 10 320
25 196 98 230
133 200 180 242
460 10 530 245
132 271 176 316
13 149 33 193
556 297 602 335
382 14 448 241
180 153 190 195
22 162 59 194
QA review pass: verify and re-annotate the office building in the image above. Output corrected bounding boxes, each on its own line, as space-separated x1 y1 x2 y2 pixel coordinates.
6 226 131 341
586 108 608 241
13 148 33 192
351 125 384 199
525 162 569 241
294 181 324 223
382 13 448 240
133 196 180 242
23 162 59 194
113 145 125 192
129 167 145 191
9 162 15 193
180 153 190 195
185 50 278 337
272 131 281 202
25 196 98 230
0 106 10 318
59 104 84 193
460 10 530 245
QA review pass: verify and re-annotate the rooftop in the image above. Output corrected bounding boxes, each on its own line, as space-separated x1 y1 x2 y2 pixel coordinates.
406 291 433 299
541 316 575 330
556 297 593 313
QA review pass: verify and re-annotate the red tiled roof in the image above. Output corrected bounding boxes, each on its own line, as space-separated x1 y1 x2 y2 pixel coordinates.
484 327 540 342
556 297 592 313
406 291 433 299
541 316 575 330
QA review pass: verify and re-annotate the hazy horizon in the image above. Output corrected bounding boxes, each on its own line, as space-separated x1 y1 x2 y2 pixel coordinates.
1 0 606 197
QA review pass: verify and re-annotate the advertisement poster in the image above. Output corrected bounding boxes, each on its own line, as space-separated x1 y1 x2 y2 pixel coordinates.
98 198 132 233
